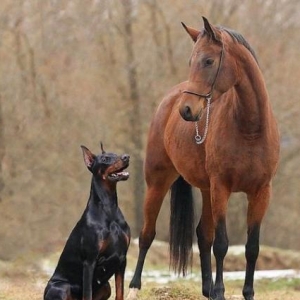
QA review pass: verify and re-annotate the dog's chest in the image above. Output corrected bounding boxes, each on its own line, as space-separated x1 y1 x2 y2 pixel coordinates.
94 221 129 282
98 220 129 251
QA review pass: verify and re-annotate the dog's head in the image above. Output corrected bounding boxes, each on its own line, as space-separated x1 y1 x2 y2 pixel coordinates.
81 143 130 182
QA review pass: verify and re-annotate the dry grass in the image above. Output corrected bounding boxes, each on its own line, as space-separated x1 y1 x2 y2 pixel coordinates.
0 276 300 300
1 243 300 300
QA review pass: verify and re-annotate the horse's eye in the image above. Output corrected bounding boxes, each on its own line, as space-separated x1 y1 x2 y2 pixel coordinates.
205 58 214 66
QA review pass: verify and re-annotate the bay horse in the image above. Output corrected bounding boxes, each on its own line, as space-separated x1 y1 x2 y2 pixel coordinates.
127 17 279 300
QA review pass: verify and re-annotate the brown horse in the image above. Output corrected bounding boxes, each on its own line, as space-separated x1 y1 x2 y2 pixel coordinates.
127 17 280 300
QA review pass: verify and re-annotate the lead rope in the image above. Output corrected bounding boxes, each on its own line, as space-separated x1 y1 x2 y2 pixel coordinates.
194 96 211 144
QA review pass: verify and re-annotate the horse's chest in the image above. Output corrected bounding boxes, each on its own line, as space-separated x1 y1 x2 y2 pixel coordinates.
165 123 210 186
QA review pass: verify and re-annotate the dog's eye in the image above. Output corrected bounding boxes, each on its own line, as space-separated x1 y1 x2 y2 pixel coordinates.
101 157 107 163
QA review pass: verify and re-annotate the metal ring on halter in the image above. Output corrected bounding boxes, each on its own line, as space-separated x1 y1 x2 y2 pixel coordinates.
194 96 211 144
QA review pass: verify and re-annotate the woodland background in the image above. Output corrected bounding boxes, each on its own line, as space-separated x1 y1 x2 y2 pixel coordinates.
0 0 299 260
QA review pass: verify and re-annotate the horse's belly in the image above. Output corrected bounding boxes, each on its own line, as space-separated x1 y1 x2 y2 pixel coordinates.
208 154 274 193
177 162 210 188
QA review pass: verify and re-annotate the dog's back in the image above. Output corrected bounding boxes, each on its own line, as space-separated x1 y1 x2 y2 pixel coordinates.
44 144 130 300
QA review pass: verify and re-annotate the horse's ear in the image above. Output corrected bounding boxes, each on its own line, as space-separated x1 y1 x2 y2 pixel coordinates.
181 22 200 43
81 145 96 170
202 16 221 42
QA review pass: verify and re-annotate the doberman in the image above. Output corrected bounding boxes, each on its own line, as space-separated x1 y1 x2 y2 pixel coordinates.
44 143 131 300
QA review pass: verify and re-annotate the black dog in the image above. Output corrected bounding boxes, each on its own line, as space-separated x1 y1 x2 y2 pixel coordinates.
44 144 131 300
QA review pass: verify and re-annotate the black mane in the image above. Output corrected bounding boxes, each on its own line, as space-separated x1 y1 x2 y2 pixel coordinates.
218 26 258 63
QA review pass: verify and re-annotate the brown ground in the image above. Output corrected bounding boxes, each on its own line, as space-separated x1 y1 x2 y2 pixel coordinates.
1 276 299 300
0 241 299 300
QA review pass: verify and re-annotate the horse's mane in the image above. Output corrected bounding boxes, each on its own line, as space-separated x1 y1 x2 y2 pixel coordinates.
217 26 258 64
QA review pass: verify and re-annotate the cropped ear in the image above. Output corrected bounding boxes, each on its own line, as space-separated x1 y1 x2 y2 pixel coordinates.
181 22 200 43
100 142 105 154
81 145 96 170
202 16 221 42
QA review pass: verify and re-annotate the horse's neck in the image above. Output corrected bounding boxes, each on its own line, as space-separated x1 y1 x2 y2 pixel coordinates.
234 63 271 137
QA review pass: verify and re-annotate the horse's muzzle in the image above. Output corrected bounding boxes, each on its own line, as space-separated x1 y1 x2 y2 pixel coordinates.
179 105 201 122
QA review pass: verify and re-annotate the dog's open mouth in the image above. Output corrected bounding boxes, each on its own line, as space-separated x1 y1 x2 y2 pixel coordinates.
107 166 129 182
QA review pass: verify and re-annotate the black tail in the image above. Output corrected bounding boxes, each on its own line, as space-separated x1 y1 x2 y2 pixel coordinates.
169 176 194 276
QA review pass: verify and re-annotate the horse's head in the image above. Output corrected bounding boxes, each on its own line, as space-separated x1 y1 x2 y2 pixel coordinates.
179 17 237 121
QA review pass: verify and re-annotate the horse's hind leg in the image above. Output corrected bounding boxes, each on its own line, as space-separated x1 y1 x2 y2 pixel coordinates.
127 169 178 300
243 185 270 300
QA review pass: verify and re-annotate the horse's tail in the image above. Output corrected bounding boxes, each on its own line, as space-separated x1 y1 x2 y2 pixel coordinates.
169 175 194 276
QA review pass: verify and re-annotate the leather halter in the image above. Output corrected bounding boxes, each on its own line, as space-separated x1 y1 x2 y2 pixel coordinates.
183 43 224 100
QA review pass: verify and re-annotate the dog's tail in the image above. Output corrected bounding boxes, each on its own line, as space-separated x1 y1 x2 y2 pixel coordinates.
169 175 194 276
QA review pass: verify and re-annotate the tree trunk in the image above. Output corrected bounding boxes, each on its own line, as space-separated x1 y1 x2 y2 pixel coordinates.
0 95 4 199
122 0 144 235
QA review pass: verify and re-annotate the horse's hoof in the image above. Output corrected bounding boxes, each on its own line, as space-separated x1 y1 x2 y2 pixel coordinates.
126 288 139 300
209 296 225 300
227 295 244 300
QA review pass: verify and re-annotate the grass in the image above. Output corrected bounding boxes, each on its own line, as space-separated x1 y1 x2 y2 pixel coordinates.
1 243 300 299
0 269 300 300
126 278 300 300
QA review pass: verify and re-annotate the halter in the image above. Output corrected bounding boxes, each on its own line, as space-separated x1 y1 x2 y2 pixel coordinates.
183 43 224 144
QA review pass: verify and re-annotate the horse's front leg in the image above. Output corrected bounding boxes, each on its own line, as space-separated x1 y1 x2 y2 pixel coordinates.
197 190 215 299
127 171 177 300
126 187 161 299
243 185 270 300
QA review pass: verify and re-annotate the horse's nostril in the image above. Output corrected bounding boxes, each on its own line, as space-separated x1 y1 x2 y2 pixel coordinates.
180 105 199 122
183 105 192 120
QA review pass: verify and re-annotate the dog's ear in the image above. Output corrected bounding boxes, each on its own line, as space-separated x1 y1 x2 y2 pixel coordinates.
100 142 106 154
81 145 96 170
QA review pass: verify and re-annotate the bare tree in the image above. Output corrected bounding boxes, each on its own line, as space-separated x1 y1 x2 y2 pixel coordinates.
121 0 144 234
0 0 299 259
0 95 4 199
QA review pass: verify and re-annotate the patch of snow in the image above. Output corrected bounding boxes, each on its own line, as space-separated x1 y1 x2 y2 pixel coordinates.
227 245 245 256
125 269 300 284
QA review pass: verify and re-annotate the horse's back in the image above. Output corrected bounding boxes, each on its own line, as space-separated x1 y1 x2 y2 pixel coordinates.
150 82 187 128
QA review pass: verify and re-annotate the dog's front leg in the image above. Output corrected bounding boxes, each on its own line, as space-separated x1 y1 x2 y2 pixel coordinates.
83 260 95 300
115 261 126 300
